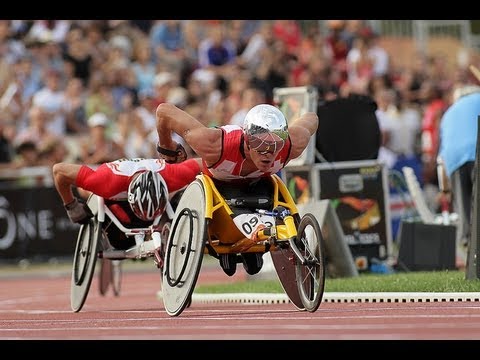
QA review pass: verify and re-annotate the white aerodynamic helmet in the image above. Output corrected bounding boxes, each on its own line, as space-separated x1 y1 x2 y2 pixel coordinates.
243 104 289 154
128 170 168 221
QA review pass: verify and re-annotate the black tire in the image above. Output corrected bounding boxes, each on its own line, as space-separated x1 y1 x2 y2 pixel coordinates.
185 294 192 308
294 213 326 312
71 218 102 312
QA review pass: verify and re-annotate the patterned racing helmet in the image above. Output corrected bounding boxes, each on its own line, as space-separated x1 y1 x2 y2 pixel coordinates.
128 170 167 221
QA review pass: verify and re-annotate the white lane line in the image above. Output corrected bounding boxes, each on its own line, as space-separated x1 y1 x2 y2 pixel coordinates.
2 313 480 322
3 322 480 332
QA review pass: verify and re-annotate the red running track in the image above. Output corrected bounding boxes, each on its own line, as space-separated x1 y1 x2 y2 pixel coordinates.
1 263 480 341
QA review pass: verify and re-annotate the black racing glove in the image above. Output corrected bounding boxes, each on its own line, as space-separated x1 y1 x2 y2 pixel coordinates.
156 142 188 164
65 198 93 224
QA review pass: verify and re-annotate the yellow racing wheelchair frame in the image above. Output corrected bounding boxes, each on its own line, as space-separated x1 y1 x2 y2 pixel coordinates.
162 173 326 317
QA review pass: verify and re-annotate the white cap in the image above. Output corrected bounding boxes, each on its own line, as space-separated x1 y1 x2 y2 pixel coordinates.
88 112 109 128
154 72 174 87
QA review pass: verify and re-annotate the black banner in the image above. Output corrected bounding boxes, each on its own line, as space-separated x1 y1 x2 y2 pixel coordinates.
316 161 391 270
0 187 79 261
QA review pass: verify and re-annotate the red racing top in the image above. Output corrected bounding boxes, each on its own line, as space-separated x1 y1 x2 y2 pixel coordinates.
76 158 200 200
202 124 292 183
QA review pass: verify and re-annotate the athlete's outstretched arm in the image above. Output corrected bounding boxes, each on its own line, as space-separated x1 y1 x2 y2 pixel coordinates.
52 162 93 224
156 103 222 165
287 112 319 160
52 162 83 205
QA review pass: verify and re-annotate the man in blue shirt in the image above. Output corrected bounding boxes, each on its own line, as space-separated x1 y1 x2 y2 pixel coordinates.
438 85 480 252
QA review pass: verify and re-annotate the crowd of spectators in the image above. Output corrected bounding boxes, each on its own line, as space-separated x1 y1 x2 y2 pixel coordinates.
0 19 480 209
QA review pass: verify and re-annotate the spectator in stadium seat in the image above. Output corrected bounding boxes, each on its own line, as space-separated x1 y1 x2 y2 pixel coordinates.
437 85 480 254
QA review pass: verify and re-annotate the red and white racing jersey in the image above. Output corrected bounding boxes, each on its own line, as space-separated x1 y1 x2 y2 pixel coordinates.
202 125 292 182
76 158 200 201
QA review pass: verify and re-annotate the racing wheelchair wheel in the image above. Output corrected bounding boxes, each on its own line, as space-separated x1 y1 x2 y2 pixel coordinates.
111 260 122 296
162 179 207 316
99 258 122 297
98 258 111 296
71 216 102 312
294 213 326 312
271 213 305 311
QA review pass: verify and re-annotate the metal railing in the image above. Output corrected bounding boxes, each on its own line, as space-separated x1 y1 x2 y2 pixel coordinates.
318 20 475 51
0 166 53 188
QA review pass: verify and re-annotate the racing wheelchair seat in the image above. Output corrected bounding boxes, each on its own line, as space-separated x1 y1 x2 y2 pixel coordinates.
162 173 326 316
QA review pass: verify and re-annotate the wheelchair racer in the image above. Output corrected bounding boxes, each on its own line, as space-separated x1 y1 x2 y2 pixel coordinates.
52 157 202 225
155 102 318 276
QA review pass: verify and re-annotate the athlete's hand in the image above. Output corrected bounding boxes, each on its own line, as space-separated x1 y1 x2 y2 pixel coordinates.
156 142 187 164
65 198 93 224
